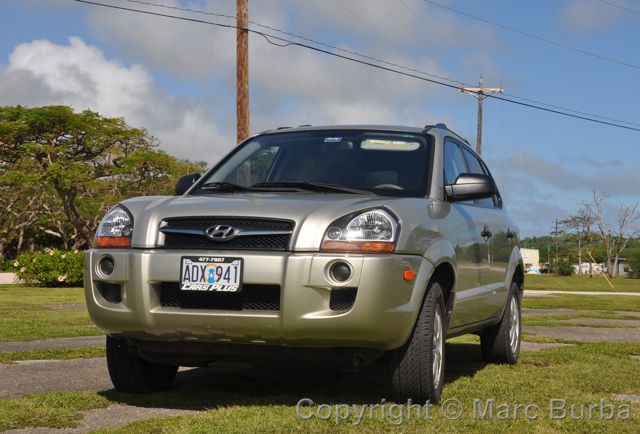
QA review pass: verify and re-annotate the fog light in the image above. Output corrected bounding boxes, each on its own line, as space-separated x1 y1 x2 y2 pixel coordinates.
329 262 352 283
98 256 115 276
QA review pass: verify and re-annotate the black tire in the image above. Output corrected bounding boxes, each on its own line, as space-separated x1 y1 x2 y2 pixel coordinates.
106 336 178 393
480 282 521 364
390 282 446 403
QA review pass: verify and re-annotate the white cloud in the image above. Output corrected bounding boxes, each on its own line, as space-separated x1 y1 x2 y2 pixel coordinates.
561 0 625 33
0 37 233 163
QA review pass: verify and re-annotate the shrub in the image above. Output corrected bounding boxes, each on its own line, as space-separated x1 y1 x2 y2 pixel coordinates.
13 249 84 286
557 260 574 276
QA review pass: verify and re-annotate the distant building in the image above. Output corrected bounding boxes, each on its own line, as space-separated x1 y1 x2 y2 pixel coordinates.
574 262 605 275
521 248 540 271
615 258 632 277
573 259 631 276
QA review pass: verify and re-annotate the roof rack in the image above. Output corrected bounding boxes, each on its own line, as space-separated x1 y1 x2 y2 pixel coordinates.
423 123 471 145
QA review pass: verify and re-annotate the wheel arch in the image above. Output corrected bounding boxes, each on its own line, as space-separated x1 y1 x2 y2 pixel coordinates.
428 261 456 327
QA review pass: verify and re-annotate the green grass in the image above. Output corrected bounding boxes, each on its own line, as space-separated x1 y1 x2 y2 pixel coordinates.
523 294 640 312
0 285 85 306
0 285 100 342
2 341 639 433
526 275 640 293
0 346 104 364
0 307 101 342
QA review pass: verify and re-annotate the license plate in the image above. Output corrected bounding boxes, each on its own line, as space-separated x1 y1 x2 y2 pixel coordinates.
180 256 243 292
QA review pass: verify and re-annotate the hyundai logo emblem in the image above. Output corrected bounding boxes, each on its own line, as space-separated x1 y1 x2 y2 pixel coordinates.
204 225 237 241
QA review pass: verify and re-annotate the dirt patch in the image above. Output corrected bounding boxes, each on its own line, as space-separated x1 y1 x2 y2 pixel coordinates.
521 342 574 352
614 394 640 404
39 304 86 311
2 405 203 434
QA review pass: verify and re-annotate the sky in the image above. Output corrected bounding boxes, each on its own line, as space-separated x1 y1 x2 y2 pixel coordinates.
1 0 639 237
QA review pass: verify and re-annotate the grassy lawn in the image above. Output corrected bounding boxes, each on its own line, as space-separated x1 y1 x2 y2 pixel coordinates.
1 339 638 433
1 285 639 432
0 285 86 305
525 275 640 293
0 285 101 342
523 294 640 312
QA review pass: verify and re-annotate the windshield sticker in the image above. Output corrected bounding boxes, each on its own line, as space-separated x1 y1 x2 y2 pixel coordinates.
323 137 342 143
361 139 420 151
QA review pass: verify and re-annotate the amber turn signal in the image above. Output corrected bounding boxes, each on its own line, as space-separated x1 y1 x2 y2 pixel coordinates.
94 237 131 248
403 269 415 281
321 240 395 253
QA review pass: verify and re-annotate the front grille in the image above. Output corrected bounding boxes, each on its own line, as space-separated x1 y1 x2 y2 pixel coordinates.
159 282 281 311
159 217 294 251
329 287 357 311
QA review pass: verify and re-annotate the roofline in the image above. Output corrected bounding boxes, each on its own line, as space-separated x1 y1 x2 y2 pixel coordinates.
257 123 471 144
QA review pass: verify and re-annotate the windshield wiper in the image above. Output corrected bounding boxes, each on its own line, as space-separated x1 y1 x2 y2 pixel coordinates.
197 181 300 193
251 181 372 195
198 181 254 192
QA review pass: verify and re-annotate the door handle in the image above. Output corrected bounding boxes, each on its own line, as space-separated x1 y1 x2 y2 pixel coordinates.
481 228 493 239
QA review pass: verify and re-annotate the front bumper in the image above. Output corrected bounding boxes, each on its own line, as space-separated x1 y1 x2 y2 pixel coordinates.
84 249 433 351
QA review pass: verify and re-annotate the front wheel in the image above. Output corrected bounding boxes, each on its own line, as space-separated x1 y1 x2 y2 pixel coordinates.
390 282 446 403
106 336 178 393
480 283 521 364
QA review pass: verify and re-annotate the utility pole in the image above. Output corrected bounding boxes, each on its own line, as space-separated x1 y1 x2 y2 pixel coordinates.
555 219 559 274
236 0 249 144
235 0 250 185
461 75 503 155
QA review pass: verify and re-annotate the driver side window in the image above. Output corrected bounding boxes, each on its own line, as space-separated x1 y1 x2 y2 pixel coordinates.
443 140 466 185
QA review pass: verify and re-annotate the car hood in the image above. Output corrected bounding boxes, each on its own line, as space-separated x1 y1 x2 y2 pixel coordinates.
122 192 395 250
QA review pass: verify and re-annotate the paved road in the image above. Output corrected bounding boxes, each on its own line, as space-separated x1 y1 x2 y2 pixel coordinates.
0 358 111 399
0 336 104 352
524 290 640 297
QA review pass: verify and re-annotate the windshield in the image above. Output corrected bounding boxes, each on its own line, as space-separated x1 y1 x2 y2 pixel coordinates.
195 130 432 197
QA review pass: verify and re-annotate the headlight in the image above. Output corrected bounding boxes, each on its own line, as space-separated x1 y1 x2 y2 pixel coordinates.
94 205 134 248
321 209 399 253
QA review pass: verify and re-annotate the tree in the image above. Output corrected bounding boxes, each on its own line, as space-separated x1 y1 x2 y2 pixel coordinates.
560 203 595 275
591 191 639 277
0 105 206 255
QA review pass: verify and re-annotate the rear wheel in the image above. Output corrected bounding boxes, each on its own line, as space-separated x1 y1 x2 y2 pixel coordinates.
390 282 446 403
106 336 178 393
480 282 521 364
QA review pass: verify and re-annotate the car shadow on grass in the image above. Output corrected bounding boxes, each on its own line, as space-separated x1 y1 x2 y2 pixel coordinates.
99 342 487 410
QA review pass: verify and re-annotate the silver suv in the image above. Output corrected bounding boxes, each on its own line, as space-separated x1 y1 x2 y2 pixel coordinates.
85 124 524 403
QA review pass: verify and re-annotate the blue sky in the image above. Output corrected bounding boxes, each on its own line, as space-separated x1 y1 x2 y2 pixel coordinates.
1 0 639 236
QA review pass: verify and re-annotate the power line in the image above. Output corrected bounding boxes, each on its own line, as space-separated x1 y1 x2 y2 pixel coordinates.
122 0 470 87
74 0 640 133
421 0 640 71
119 0 640 128
397 0 501 83
597 0 640 16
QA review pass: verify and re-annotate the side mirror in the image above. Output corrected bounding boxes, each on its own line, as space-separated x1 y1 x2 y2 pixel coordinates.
445 173 496 202
175 173 201 196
